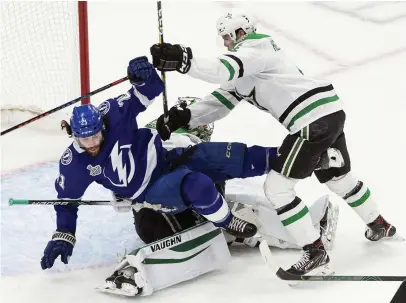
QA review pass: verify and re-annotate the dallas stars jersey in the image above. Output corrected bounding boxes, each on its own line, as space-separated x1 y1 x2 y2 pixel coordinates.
186 33 343 134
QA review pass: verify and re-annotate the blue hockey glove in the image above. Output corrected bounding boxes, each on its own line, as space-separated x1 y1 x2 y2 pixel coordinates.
127 56 154 86
41 231 76 270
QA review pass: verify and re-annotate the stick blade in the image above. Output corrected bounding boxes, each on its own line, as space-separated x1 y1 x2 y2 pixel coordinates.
390 280 406 303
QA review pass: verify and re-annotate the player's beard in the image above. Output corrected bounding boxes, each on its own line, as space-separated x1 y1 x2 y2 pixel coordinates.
85 144 102 157
76 134 104 157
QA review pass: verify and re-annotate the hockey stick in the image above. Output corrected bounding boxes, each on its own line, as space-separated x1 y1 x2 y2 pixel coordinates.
259 241 406 282
1 76 128 136
9 198 122 206
157 1 169 119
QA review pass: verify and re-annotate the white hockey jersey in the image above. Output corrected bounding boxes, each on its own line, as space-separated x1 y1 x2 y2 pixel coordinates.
187 33 343 134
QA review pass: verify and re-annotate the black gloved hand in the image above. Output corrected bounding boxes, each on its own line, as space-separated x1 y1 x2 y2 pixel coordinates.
156 103 191 141
150 43 193 74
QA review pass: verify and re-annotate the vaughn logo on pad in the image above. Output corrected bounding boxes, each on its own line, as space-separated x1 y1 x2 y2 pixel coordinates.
151 235 182 252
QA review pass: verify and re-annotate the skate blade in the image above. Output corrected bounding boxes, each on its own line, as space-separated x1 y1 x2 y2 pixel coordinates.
386 233 405 242
288 264 335 287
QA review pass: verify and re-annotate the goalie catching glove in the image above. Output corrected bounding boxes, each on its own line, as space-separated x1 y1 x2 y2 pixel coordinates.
150 43 193 74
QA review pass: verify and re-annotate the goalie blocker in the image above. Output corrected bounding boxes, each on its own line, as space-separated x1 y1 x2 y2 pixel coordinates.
97 222 230 297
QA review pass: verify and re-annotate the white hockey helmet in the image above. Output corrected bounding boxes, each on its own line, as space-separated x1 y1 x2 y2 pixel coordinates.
216 13 257 42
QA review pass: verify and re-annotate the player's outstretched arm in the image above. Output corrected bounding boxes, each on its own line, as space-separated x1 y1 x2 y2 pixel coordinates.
150 43 264 84
127 56 164 101
97 56 164 122
41 149 90 270
155 82 241 140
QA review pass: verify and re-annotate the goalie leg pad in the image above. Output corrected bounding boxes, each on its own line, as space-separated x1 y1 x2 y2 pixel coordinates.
123 222 230 296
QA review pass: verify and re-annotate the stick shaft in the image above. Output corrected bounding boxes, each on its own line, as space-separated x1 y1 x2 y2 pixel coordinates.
1 76 128 136
9 198 120 206
157 1 169 117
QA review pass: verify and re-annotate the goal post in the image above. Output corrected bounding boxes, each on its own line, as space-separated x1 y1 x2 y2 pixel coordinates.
78 1 90 104
1 1 90 129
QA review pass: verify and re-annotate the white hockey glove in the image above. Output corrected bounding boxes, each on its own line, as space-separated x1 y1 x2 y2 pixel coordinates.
110 192 133 213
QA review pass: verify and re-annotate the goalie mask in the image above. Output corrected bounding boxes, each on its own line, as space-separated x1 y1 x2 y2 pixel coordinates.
177 97 214 142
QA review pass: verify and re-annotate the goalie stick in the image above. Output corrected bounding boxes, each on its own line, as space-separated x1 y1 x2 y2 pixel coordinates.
259 240 406 282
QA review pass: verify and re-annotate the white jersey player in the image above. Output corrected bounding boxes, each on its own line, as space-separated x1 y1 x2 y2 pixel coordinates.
149 13 399 276
98 97 339 297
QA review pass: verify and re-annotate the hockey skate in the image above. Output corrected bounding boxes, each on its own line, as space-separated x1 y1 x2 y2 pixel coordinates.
224 215 257 238
286 239 332 276
365 215 403 241
98 266 143 297
319 200 339 250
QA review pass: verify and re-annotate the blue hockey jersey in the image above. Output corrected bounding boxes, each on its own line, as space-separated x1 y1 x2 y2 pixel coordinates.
54 78 164 234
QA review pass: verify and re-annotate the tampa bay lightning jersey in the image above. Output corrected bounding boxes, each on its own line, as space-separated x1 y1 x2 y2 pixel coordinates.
54 79 164 234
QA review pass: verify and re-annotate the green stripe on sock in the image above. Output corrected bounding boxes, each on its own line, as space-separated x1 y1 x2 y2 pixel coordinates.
348 188 371 208
287 95 339 130
220 58 235 81
211 91 235 110
281 206 309 226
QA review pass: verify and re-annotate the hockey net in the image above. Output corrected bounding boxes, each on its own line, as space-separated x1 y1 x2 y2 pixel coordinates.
0 1 90 133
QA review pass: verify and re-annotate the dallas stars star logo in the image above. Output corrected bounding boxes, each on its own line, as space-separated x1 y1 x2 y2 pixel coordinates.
237 87 268 112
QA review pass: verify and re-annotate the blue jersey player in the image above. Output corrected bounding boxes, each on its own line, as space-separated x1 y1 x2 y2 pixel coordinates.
40 56 278 270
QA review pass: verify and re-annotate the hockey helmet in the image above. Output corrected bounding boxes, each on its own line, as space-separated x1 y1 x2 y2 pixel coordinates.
70 104 103 138
216 13 257 42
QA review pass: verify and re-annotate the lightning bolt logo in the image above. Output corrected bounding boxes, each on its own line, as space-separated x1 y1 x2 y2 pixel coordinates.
106 141 135 187
111 142 127 186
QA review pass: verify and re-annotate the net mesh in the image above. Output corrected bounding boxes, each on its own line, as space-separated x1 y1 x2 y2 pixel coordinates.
1 2 82 131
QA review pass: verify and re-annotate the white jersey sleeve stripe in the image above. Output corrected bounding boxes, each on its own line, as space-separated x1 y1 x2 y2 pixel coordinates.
133 86 154 109
211 89 240 110
130 133 158 200
224 54 244 78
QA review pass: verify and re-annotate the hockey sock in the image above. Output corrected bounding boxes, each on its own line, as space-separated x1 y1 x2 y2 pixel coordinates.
326 174 380 224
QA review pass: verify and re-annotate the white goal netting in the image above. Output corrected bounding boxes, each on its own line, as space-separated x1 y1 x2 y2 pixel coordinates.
1 2 87 132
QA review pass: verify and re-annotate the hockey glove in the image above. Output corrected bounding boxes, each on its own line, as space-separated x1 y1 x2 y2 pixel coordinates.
127 56 154 86
41 231 76 270
156 103 191 141
150 43 193 74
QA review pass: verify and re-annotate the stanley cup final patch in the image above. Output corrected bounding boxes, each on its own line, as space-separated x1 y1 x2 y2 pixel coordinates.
61 148 73 165
98 101 110 115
